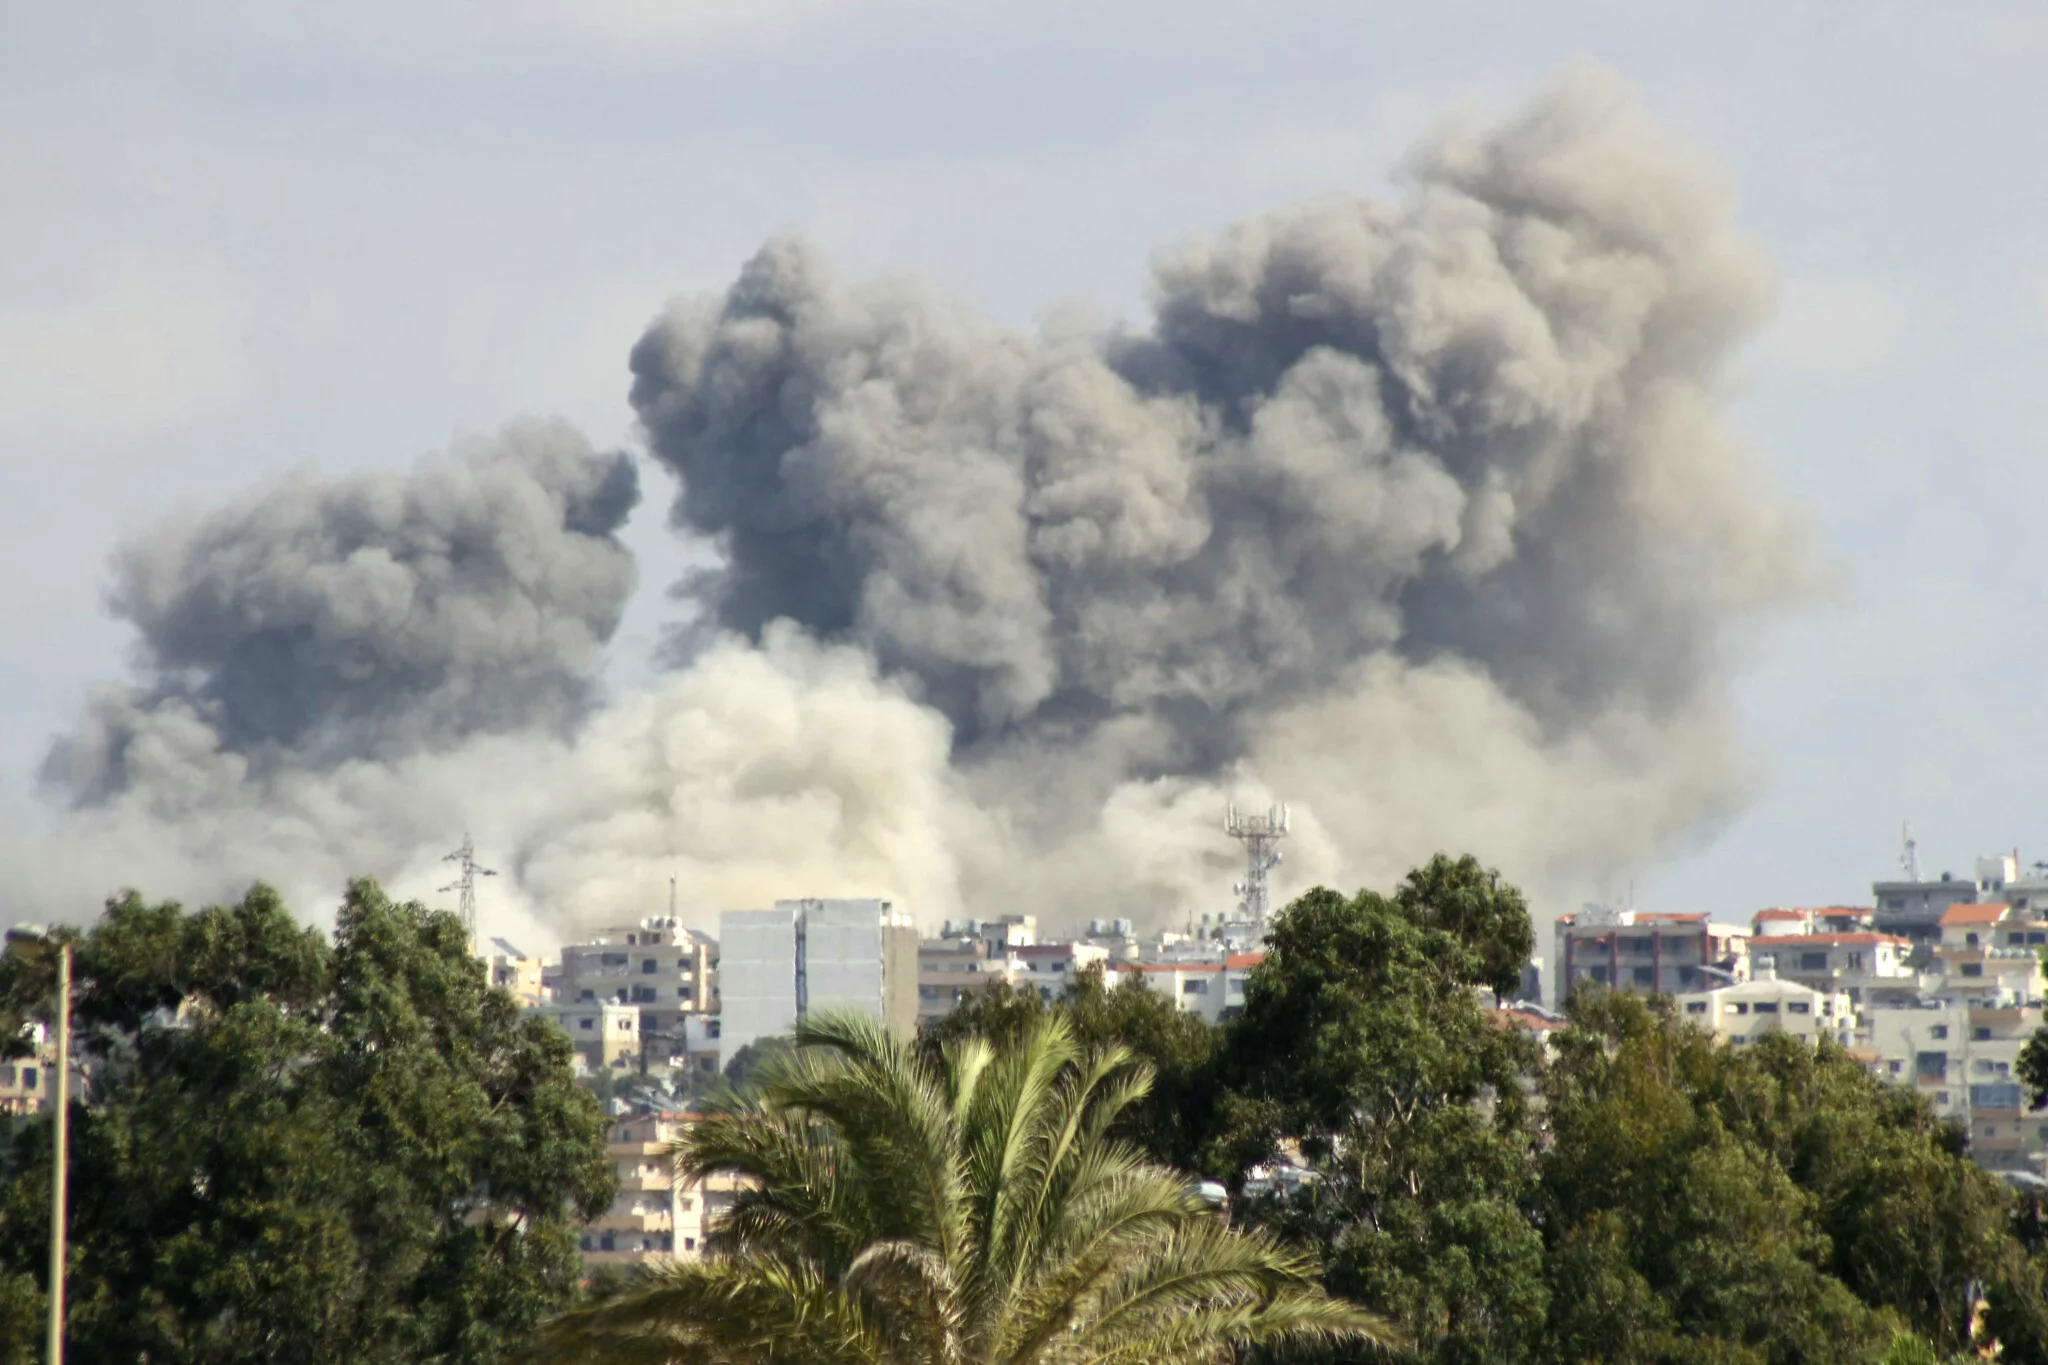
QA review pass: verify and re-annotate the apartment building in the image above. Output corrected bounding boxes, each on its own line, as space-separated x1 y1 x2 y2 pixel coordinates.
0 1052 48 1117
917 934 1028 1022
538 1000 642 1074
488 937 548 1007
1674 960 1857 1050
1864 999 2041 1172
1555 906 1752 997
580 1111 746 1269
1109 953 1263 1024
1748 931 1916 1007
719 899 919 1066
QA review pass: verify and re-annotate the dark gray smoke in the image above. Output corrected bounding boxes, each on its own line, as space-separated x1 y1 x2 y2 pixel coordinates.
627 65 1811 913
41 418 639 804
10 69 1815 937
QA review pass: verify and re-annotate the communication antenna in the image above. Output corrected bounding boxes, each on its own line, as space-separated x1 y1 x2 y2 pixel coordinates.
440 834 497 949
1901 822 1921 882
1225 802 1290 931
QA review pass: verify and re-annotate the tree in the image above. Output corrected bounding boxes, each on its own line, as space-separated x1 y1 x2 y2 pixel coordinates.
921 964 1217 1168
539 1012 1397 1364
1537 990 1896 1365
0 881 616 1365
1209 867 1548 1365
720 1034 799 1091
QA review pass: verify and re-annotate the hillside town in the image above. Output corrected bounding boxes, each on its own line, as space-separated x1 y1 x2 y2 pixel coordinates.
299 838 2026 1273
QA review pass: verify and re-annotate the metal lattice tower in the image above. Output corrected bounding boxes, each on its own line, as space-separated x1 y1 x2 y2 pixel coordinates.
1225 802 1290 929
1900 822 1921 882
440 834 497 948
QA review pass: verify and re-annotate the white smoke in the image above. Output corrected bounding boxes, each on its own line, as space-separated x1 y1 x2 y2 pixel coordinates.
5 68 1814 941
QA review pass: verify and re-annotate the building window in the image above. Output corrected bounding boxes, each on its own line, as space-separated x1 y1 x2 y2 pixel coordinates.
685 1237 697 1251
579 1019 594 1031
1890 1061 1903 1075
600 1233 615 1252
1846 952 1864 971
1961 964 1985 978
1589 966 1609 984
1731 1035 1748 1045
1966 933 1980 947
1753 1002 1780 1014
1974 1027 1992 1041
1800 952 1829 971
1183 980 1209 994
1916 1052 1948 1081
20 1068 34 1090
1685 1002 1707 1014
1788 1002 1811 1015
1631 966 1655 986
1930 1025 1949 1039
1729 1002 1750 1015
643 959 658 974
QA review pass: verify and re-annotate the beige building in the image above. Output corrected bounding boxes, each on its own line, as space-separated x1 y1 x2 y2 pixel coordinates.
0 1052 49 1117
488 938 549 1007
1748 931 1916 1007
1674 959 1857 1049
581 1111 746 1268
539 1000 643 1074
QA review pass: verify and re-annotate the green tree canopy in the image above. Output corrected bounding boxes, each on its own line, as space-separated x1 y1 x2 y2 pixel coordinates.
1208 859 1548 1365
1535 989 2011 1365
541 1011 1395 1365
0 881 615 1365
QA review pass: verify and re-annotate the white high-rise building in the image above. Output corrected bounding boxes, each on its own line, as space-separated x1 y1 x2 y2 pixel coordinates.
718 899 919 1067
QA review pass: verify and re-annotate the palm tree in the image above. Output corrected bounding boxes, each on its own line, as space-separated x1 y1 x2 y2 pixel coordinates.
539 1011 1397 1365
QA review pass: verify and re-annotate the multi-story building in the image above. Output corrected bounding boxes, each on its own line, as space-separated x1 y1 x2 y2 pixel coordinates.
1748 931 1917 1007
1873 858 2003 948
488 937 549 1007
1673 959 1857 1050
0 1049 49 1117
719 899 919 1067
538 1000 642 1075
1864 998 2041 1172
1555 906 1752 998
917 934 1028 1022
579 1111 746 1269
1013 943 1111 1001
1108 953 1263 1024
1935 901 2048 1000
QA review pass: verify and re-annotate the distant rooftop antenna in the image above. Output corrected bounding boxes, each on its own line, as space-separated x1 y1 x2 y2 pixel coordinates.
1225 802 1290 930
440 834 497 949
1901 822 1921 882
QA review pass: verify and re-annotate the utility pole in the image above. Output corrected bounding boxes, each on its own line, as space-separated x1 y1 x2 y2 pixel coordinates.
48 941 68 1365
7 926 71 1365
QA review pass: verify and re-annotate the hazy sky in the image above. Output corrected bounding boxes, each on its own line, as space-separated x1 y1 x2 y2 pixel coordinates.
5 0 2046 921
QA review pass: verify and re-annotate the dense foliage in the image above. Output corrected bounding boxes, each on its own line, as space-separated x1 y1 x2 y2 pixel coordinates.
0 882 614 1365
542 1012 1393 1364
5 854 2048 1363
932 854 2048 1365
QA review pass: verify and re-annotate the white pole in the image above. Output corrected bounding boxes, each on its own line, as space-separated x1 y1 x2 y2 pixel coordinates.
47 942 68 1365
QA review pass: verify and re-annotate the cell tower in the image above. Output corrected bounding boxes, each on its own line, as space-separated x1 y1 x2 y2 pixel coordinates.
1225 802 1290 930
1900 822 1921 882
440 833 497 948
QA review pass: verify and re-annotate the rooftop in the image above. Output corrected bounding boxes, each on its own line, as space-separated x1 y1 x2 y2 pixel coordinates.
1751 932 1909 948
1940 902 2013 927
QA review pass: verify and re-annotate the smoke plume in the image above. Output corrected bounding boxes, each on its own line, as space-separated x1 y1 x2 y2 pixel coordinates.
6 69 1814 939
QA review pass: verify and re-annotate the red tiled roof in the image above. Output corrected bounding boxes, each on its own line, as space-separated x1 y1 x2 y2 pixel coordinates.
1751 932 1910 948
1940 903 2012 927
1754 909 1811 921
1225 953 1266 969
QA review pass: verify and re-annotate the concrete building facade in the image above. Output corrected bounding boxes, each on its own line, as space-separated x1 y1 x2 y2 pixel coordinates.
718 899 919 1066
1555 907 1752 998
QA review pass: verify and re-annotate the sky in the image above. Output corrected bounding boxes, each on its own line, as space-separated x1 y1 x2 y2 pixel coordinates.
3 0 2047 931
